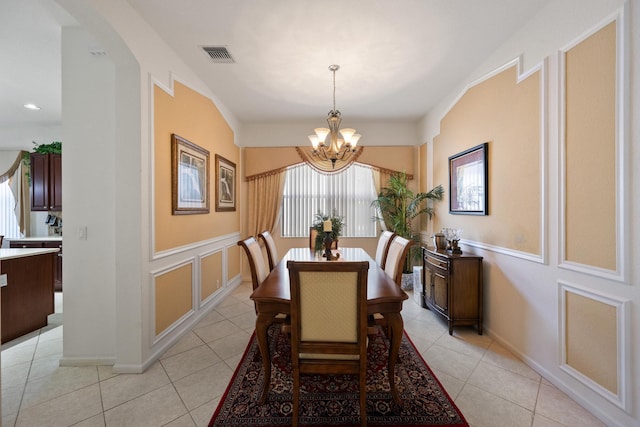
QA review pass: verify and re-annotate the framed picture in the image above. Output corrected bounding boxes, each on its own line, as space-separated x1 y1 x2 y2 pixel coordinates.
449 142 488 215
215 154 236 212
171 134 210 215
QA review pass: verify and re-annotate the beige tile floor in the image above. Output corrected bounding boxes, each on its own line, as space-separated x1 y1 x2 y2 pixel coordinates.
1 284 605 427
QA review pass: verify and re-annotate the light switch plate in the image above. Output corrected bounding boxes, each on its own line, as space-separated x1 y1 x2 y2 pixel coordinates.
0 273 7 287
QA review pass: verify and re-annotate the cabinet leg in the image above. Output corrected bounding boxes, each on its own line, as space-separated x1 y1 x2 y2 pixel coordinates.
478 322 483 335
448 322 453 335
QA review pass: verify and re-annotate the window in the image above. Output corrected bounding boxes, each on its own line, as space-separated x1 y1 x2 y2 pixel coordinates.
282 163 377 238
0 180 20 239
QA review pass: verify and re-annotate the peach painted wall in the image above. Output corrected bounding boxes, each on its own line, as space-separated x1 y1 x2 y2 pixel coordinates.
201 251 223 301
564 22 616 270
432 65 541 254
227 244 241 280
154 81 239 252
153 80 240 335
565 291 617 394
155 264 192 334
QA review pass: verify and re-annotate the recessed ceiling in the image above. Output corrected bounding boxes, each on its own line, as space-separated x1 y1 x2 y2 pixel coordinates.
1 0 554 128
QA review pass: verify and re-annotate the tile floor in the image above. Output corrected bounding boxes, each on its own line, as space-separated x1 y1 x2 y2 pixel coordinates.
1 283 606 427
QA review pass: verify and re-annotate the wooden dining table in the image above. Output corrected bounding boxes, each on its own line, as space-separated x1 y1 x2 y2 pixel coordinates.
250 247 409 405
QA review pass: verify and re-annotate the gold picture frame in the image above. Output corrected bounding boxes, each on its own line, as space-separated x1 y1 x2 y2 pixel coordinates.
171 134 210 215
215 154 236 212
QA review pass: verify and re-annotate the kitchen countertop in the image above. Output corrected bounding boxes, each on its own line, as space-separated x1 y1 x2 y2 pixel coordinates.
0 248 60 261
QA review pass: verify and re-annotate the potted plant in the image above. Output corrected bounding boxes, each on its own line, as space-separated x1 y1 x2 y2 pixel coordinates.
371 171 444 287
311 210 345 251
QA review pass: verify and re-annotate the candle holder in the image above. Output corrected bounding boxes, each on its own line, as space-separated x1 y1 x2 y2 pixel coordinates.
323 232 333 259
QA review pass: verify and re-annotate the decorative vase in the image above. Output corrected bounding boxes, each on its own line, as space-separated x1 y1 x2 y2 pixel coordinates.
401 273 413 291
433 233 446 250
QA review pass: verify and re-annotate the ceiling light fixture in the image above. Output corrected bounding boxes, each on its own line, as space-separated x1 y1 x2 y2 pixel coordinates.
308 65 361 169
24 103 41 110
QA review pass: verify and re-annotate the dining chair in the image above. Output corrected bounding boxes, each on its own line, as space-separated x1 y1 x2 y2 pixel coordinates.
374 231 396 268
287 260 369 427
237 236 269 291
383 235 413 288
372 236 412 338
257 230 278 271
238 236 289 326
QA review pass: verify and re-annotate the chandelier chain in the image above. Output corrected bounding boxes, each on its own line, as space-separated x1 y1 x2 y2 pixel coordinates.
332 67 336 112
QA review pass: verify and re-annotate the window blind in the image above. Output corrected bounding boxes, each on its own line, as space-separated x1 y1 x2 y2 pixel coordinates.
282 163 377 238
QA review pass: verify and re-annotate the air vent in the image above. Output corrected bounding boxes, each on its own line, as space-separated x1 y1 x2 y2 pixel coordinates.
201 46 235 64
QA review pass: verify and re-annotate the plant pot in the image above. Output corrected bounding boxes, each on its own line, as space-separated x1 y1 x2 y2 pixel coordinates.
401 273 413 291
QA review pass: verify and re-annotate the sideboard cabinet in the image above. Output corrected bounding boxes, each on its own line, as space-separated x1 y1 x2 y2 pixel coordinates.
30 153 62 211
422 247 483 335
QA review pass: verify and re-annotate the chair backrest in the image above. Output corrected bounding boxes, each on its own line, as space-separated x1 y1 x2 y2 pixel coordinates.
237 236 269 290
374 231 396 268
383 236 413 287
257 230 278 271
309 227 318 250
287 260 369 426
287 260 369 363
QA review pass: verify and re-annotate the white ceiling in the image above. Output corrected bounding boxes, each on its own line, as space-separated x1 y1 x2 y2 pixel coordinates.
1 0 553 128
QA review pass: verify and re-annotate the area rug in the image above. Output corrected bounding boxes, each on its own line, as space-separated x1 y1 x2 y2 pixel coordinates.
209 325 468 427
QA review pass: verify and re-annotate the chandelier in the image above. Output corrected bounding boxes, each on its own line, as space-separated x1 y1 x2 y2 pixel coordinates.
308 64 361 168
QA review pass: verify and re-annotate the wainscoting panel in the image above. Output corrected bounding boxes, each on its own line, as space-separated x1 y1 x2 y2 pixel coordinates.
559 12 628 283
153 259 194 336
201 249 223 302
558 281 630 410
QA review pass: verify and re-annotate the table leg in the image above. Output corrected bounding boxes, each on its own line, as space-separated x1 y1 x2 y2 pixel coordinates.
255 312 276 404
383 312 403 406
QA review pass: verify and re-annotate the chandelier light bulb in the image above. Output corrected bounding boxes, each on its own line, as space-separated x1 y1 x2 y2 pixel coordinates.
314 127 330 145
350 134 361 147
340 128 356 144
308 135 320 149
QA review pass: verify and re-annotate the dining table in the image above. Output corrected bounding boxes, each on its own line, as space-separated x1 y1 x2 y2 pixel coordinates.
250 247 409 405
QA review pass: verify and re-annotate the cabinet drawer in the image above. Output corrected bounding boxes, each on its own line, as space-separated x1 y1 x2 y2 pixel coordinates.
10 241 43 248
425 254 449 272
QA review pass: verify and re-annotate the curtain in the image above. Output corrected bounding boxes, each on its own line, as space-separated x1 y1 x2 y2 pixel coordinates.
247 170 286 237
2 151 30 236
371 168 386 232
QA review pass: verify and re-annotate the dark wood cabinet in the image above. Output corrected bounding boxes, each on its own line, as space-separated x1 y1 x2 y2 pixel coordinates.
1 251 56 343
30 153 62 211
422 247 483 335
9 239 62 292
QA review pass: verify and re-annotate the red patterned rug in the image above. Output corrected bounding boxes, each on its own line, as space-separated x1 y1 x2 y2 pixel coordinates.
209 325 468 427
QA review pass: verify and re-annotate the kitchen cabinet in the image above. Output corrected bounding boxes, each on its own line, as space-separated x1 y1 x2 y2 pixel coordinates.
1 248 57 343
30 153 62 211
422 247 483 335
9 239 62 292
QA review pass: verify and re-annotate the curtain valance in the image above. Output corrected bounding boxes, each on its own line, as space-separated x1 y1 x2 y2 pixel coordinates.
294 146 364 174
0 151 27 184
244 146 415 181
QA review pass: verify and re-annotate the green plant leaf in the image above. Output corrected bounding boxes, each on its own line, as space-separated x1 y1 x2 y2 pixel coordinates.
371 171 444 272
